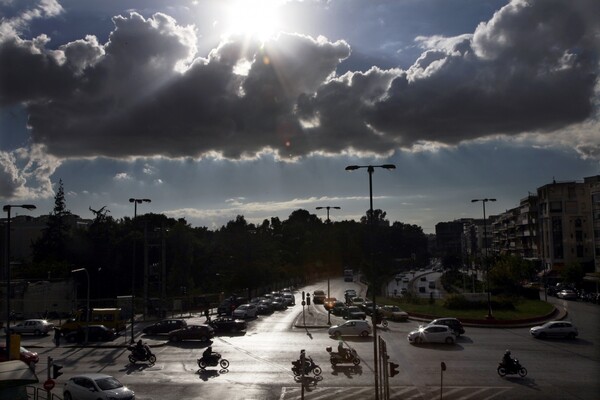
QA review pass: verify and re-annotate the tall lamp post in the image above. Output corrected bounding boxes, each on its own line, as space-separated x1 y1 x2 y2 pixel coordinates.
129 198 151 343
3 204 36 360
471 198 496 319
345 164 395 400
71 268 90 344
316 206 341 325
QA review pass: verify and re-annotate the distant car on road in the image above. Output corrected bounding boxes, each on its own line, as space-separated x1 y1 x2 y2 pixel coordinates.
208 316 247 333
344 306 366 320
7 319 54 336
331 301 347 316
408 325 456 345
63 373 135 400
379 305 408 321
328 320 371 337
64 325 116 343
557 290 578 300
313 290 326 304
427 318 465 336
168 324 214 342
530 321 578 339
143 319 187 335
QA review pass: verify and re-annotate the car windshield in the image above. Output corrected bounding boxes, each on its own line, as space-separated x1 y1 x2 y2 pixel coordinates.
95 377 123 390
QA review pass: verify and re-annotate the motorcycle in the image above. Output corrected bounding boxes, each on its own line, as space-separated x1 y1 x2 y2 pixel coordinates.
497 359 527 377
128 345 157 364
375 315 388 328
197 352 230 370
291 356 322 376
326 346 360 366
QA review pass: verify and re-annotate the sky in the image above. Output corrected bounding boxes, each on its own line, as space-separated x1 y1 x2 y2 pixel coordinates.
0 0 599 233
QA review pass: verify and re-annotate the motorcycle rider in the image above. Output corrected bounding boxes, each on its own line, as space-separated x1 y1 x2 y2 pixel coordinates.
203 346 216 362
133 340 146 358
337 341 348 359
502 350 515 369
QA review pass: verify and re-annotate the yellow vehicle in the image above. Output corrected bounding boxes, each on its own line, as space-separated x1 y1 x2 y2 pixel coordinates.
60 308 126 334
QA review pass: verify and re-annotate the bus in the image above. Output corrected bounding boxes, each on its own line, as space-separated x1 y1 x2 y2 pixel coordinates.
344 269 353 282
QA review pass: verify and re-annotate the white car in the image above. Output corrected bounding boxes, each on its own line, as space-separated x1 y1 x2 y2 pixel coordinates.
530 321 578 339
63 373 135 400
328 320 371 337
407 325 456 344
232 304 258 319
8 319 54 336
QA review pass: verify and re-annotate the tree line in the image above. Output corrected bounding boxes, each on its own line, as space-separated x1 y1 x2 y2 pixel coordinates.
17 181 430 300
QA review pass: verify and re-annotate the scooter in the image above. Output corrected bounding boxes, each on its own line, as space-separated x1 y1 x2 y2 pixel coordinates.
197 352 230 370
291 356 322 376
326 346 360 366
127 345 157 365
497 359 527 377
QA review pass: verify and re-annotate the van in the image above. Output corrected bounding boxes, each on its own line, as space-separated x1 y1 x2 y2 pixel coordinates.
60 308 126 334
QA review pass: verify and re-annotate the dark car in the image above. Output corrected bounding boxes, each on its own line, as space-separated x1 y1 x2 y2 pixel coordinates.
428 318 465 336
208 316 247 332
257 299 274 314
168 324 215 342
143 319 187 335
331 301 347 316
64 325 116 343
344 306 366 320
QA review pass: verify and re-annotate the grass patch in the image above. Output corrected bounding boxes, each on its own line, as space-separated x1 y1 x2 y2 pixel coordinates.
377 296 554 321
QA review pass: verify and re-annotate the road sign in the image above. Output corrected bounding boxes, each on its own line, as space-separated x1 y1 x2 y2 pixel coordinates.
43 378 55 391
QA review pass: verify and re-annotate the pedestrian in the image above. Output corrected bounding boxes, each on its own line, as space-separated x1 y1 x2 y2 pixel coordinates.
54 327 61 347
204 308 211 322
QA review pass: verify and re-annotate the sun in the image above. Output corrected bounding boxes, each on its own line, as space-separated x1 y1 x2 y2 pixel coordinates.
224 0 282 41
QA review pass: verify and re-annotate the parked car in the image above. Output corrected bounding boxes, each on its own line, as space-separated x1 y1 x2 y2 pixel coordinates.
232 304 258 319
351 297 365 306
64 325 116 343
344 306 366 320
428 318 465 336
217 297 247 316
168 324 214 342
328 320 372 337
283 293 296 306
407 325 456 344
208 316 247 332
312 290 326 304
530 321 578 339
557 290 578 300
379 305 408 321
360 300 376 315
257 299 274 314
0 344 39 365
63 373 135 400
7 319 54 336
143 319 187 335
271 298 287 310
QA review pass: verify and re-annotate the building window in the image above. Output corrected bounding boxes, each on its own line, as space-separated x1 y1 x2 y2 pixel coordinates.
550 201 562 212
576 245 584 257
574 218 582 228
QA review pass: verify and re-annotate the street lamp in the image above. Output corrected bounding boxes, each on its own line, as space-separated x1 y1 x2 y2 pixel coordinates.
471 198 496 319
3 204 36 360
316 206 341 325
315 206 340 223
71 268 90 344
129 198 151 343
345 164 395 400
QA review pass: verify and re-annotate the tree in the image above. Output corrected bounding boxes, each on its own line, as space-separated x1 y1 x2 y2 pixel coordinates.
32 179 73 265
561 262 584 286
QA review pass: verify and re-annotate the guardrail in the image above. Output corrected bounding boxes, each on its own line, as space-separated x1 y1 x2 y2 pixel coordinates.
26 386 62 400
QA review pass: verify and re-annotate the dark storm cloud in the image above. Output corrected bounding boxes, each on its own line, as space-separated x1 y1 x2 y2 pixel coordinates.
0 0 598 160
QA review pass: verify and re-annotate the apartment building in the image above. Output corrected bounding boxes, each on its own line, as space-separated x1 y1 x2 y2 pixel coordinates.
587 176 600 273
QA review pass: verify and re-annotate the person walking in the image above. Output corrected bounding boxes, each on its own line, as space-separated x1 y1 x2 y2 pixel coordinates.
54 327 61 347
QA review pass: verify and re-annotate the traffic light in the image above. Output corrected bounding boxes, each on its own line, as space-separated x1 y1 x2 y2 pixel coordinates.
302 291 305 300
306 293 311 306
389 362 399 377
52 363 63 379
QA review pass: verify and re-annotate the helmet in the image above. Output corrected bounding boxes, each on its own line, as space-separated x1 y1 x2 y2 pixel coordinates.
505 350 511 355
